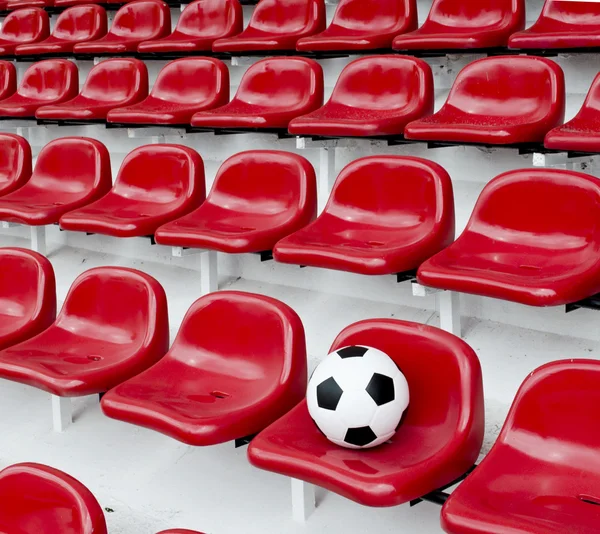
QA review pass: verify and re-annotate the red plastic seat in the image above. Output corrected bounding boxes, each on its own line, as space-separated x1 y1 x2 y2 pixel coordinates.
15 5 107 57
107 58 229 126
212 0 325 54
0 61 17 104
288 55 433 138
441 359 600 534
404 56 565 146
190 57 323 131
36 58 148 123
274 156 454 276
297 0 417 52
0 137 111 226
59 144 205 238
417 168 600 306
248 318 483 507
0 59 78 118
53 0 101 6
6 0 53 9
155 150 316 252
0 463 107 534
0 248 55 351
101 291 307 446
137 0 243 55
0 7 50 55
157 531 204 534
393 0 525 52
0 133 31 197
73 0 171 55
0 266 169 397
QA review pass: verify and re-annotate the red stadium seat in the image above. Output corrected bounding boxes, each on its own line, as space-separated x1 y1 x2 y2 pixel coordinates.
74 0 171 55
0 266 169 397
212 0 325 54
101 291 307 446
137 0 243 55
0 59 78 118
248 318 483 507
509 0 600 50
190 57 323 131
15 5 107 57
0 61 17 103
393 0 525 52
417 168 600 306
0 7 50 55
53 0 101 6
404 56 565 146
157 531 204 534
59 144 205 238
441 359 600 534
297 0 417 52
36 58 148 123
0 463 107 534
0 133 31 197
6 0 52 10
0 137 111 225
155 150 317 252
288 55 433 138
107 58 229 126
274 156 454 276
0 248 55 351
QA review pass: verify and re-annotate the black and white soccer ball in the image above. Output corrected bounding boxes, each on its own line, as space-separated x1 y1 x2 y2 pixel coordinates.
307 345 409 449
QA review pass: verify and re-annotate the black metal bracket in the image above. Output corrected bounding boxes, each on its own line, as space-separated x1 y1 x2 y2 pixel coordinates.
566 293 600 313
410 465 477 507
234 433 257 448
394 47 509 58
396 270 418 284
37 119 106 127
186 126 292 139
257 250 273 262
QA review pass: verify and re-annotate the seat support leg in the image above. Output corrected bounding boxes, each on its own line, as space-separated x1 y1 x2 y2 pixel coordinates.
52 395 72 432
438 291 461 337
318 147 336 213
30 226 46 255
200 250 218 295
291 478 315 522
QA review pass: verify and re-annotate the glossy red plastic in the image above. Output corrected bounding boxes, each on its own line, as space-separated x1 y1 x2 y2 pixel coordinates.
0 59 79 118
157 531 205 534
107 58 229 126
0 7 50 55
73 0 171 55
15 5 108 56
441 359 600 534
54 0 101 6
0 133 31 197
404 56 565 146
0 266 169 397
137 0 243 54
0 61 17 103
249 319 484 507
101 291 307 446
297 0 417 52
288 55 433 138
418 168 600 306
59 144 205 237
36 58 148 121
212 0 325 53
393 0 525 51
274 156 454 275
0 137 111 225
190 57 323 130
0 248 56 351
6 0 53 9
0 463 107 534
155 150 317 252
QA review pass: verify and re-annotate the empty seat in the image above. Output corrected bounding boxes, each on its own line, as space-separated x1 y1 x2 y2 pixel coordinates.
74 0 171 55
0 137 111 225
393 0 525 52
101 291 307 446
6 0 53 9
288 55 433 138
0 61 17 103
107 58 228 126
137 0 243 55
0 248 55 351
249 318 483 507
404 56 565 146
59 144 205 237
274 156 454 275
297 0 417 52
0 133 31 197
442 360 600 534
0 463 108 534
417 168 600 306
36 59 148 123
0 59 78 118
0 7 50 55
190 57 323 131
15 5 108 57
212 0 325 54
155 150 317 252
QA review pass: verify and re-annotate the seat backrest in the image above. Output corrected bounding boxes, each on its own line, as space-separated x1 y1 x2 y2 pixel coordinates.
247 0 325 34
539 0 600 25
110 0 171 39
0 133 31 192
579 72 600 114
0 61 17 101
176 0 243 37
330 0 417 32
52 4 108 41
18 59 79 101
80 58 148 102
426 0 524 29
0 7 50 42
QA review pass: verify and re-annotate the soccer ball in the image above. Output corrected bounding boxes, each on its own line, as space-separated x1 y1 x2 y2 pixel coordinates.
307 345 409 449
